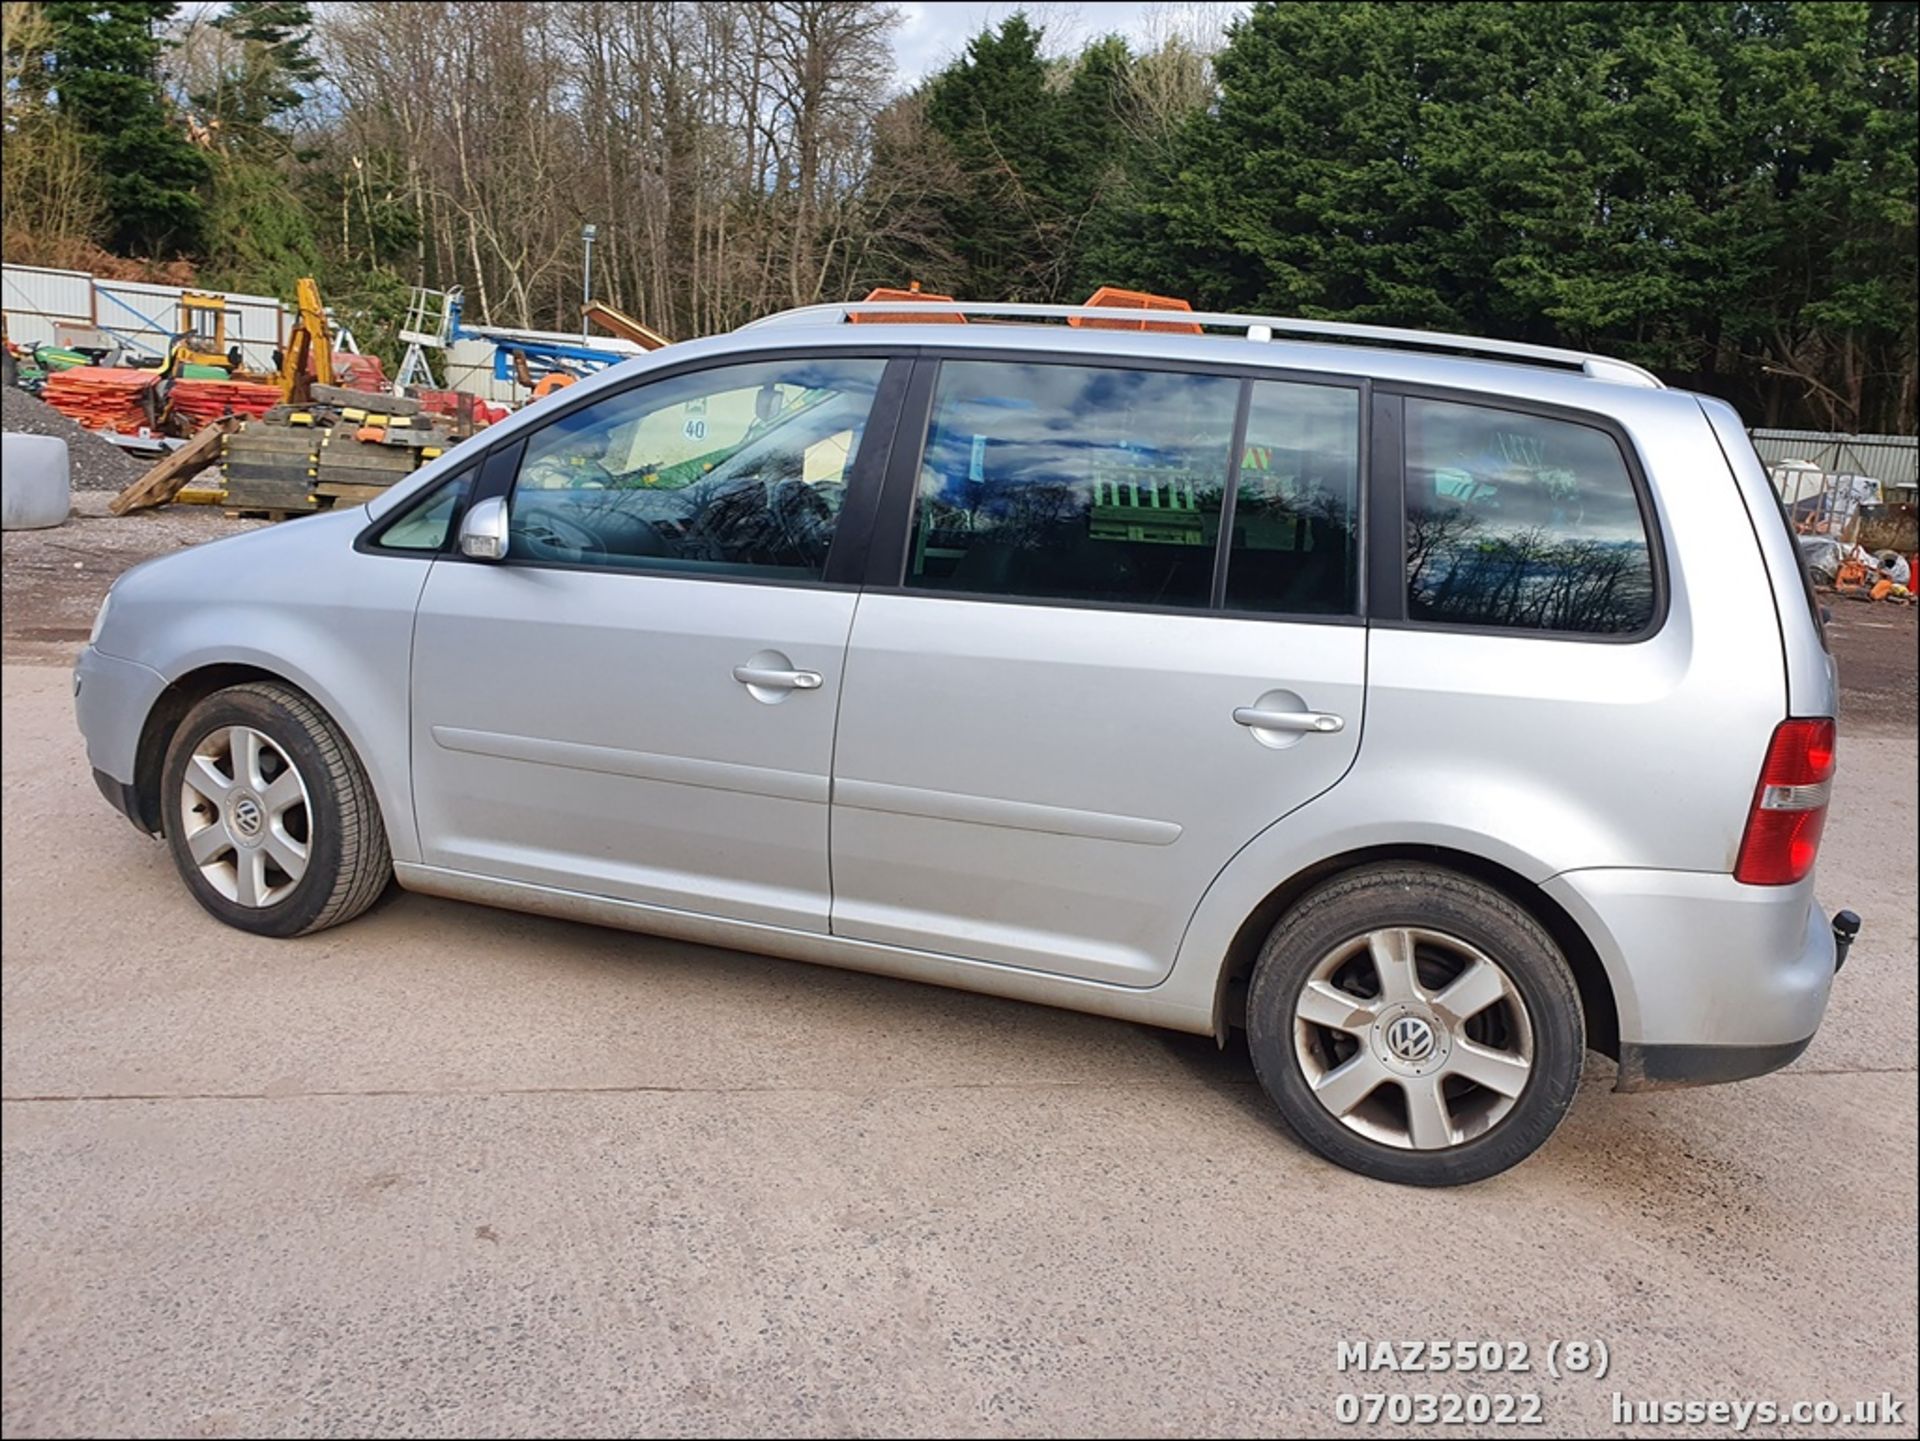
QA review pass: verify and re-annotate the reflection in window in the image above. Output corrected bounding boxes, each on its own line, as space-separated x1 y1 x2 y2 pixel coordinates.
1224 382 1360 614
907 362 1240 607
507 358 886 579
1404 399 1655 634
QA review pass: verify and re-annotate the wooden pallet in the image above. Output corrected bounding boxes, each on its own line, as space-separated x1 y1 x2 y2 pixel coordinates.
108 418 237 515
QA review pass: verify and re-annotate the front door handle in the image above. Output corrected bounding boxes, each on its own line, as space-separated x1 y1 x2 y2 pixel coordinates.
1233 707 1345 734
733 664 823 691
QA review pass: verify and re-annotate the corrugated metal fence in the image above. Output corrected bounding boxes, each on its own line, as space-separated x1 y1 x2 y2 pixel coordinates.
3 264 289 372
1750 430 1919 489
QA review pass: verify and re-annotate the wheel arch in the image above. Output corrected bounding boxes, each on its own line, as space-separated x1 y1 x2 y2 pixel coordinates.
1210 844 1620 1062
132 664 374 840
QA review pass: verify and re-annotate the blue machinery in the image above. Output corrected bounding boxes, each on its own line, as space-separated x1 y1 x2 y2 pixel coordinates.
444 295 632 386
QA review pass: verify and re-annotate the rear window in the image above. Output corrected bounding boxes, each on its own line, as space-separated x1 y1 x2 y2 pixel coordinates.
1404 398 1656 635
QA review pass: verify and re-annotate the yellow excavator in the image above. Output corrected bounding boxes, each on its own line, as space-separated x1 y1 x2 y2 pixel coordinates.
275 276 335 403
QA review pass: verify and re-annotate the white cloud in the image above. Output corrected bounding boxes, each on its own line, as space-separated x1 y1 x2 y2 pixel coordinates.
889 2 1248 88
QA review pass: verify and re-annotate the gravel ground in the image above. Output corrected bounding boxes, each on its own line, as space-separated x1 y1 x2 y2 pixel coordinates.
1 385 147 491
1824 598 1918 734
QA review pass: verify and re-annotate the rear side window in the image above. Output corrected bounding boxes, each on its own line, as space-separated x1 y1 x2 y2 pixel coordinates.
1224 381 1361 615
906 361 1240 607
1404 398 1656 635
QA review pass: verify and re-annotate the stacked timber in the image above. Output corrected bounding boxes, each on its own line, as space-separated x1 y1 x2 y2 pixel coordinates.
221 400 451 518
222 422 322 517
312 422 426 507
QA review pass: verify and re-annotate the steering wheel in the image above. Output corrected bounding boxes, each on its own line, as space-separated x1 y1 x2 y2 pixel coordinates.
517 505 605 558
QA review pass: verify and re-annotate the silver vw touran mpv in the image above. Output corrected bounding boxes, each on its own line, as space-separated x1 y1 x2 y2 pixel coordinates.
75 302 1855 1185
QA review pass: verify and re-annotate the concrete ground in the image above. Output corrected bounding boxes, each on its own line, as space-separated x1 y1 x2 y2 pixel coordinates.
2 658 1914 1438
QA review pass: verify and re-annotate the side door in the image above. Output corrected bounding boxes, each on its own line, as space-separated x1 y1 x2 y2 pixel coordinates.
829 356 1369 985
410 351 906 932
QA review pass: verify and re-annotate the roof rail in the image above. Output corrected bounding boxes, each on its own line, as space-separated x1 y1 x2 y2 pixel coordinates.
741 301 1664 388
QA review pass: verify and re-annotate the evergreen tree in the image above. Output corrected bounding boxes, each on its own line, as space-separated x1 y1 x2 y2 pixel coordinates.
924 13 1131 299
42 0 208 255
206 0 318 132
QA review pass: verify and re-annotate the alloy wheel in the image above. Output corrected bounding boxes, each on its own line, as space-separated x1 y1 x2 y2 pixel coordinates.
1292 927 1535 1150
177 725 312 908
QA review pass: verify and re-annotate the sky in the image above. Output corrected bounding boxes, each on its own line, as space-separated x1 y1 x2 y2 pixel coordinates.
890 2 1250 85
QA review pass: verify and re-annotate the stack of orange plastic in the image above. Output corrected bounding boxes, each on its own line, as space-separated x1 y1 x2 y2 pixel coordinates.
848 282 966 324
331 352 388 391
42 366 160 433
417 390 510 426
169 378 283 428
1070 286 1202 334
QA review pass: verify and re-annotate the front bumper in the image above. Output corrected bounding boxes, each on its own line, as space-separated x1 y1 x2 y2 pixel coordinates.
73 645 168 833
1544 866 1841 1093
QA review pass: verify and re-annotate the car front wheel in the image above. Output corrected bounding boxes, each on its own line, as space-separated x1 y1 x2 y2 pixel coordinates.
160 681 392 938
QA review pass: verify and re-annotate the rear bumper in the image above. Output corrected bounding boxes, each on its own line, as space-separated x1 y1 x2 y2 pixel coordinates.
1614 1036 1813 1092
1543 866 1837 1093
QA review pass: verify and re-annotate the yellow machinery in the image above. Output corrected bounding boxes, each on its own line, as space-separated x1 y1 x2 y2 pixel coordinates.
276 277 336 403
176 293 234 369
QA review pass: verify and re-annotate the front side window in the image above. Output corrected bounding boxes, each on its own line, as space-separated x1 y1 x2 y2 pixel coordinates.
906 361 1241 608
1224 381 1361 614
508 357 887 579
1404 398 1656 635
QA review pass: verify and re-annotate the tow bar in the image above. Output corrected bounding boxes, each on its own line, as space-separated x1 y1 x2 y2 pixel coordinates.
1833 910 1862 972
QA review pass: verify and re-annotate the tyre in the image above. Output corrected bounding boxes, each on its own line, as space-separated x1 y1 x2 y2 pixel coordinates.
160 682 392 938
1246 865 1584 1186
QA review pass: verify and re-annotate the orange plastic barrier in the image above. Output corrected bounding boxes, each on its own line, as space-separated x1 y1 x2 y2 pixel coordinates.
169 378 284 428
42 366 160 433
1070 286 1203 334
848 283 966 324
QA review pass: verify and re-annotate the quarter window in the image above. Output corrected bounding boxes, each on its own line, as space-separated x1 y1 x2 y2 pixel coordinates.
906 361 1241 607
1223 381 1361 615
374 467 473 552
1404 398 1656 634
507 357 887 579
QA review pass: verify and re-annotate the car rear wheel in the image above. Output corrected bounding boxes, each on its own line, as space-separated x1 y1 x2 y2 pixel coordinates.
1246 864 1584 1186
161 682 392 938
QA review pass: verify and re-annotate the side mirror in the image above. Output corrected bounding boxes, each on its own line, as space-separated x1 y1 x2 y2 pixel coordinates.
458 495 510 560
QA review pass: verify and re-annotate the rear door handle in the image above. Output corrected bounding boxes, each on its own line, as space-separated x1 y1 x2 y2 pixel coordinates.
1233 707 1345 734
733 664 823 691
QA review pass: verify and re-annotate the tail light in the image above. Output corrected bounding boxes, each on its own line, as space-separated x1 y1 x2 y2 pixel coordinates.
1734 718 1836 885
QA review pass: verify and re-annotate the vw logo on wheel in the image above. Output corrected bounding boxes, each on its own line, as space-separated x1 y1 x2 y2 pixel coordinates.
230 794 263 838
1385 1015 1436 1064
